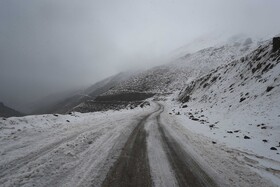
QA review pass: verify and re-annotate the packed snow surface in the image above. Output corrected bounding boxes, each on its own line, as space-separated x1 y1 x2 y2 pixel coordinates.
1 101 278 186
0 106 155 186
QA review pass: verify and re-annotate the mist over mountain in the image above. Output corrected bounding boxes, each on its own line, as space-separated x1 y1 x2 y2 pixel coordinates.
0 102 22 118
1 1 280 186
1 0 280 112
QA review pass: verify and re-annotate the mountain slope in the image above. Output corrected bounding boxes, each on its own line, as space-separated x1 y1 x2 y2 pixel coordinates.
0 102 22 117
37 72 133 114
103 37 259 96
35 36 262 114
64 36 260 113
174 37 280 183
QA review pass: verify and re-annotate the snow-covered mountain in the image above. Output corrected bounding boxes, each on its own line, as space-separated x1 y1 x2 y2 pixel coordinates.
171 36 280 183
31 34 277 116
1 35 280 186
171 33 260 57
40 35 262 114
101 36 259 95
33 72 134 114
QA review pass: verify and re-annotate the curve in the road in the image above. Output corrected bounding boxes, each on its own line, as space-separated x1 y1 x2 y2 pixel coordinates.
103 102 217 187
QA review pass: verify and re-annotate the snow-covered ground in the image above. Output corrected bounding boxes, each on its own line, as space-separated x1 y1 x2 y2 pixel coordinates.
165 99 280 186
1 36 279 186
0 99 278 186
173 37 280 185
0 105 155 187
102 36 259 96
162 102 280 186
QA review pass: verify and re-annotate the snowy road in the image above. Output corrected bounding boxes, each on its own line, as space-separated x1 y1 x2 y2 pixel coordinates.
102 102 217 187
0 102 275 186
0 107 155 186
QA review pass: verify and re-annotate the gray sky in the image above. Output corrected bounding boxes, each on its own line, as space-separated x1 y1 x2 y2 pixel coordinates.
1 0 280 112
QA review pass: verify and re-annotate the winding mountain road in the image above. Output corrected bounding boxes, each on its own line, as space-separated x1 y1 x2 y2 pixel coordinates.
0 102 218 187
102 102 217 187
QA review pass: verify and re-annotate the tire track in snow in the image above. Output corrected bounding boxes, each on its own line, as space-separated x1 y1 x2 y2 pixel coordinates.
45 128 120 187
102 102 218 187
156 103 217 187
102 105 161 187
0 122 108 180
145 105 179 187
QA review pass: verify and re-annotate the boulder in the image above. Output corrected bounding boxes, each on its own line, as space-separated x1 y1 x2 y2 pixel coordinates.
244 135 251 139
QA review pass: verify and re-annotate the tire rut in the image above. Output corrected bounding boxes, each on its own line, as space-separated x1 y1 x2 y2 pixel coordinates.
101 106 161 187
45 130 117 187
156 104 217 187
0 123 107 179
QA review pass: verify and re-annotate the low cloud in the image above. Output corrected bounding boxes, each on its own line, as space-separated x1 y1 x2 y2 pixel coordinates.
0 0 280 112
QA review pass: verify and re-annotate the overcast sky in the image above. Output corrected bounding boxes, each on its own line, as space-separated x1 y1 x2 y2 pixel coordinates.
1 0 280 112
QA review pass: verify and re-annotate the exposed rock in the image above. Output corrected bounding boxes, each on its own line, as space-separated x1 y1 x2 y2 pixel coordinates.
191 117 199 121
266 86 274 92
88 141 93 144
182 105 188 108
181 95 190 103
239 97 246 102
244 135 251 139
270 147 277 151
272 37 280 52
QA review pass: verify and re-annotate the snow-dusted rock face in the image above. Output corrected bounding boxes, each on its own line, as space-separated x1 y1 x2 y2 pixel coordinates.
61 37 259 113
177 37 280 166
272 37 280 52
103 37 258 96
34 36 260 114
179 38 280 109
39 36 261 114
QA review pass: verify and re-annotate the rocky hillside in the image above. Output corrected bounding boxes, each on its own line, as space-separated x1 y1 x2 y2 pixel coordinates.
179 37 280 111
176 36 280 161
37 36 262 114
69 37 258 113
34 72 133 114
0 102 22 118
104 37 258 95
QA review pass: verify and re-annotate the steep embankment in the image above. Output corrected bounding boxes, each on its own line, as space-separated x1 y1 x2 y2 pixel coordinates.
105 37 258 95
175 37 280 184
